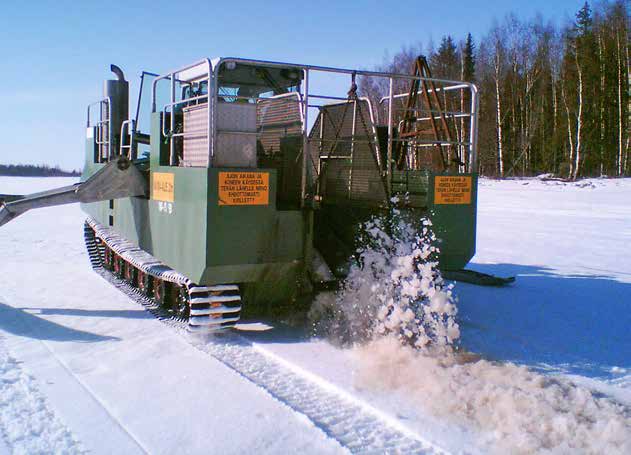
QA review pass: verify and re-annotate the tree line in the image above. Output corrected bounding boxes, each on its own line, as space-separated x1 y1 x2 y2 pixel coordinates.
360 1 630 179
0 164 80 177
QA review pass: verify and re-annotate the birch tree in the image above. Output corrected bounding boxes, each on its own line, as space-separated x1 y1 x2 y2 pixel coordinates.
361 0 630 178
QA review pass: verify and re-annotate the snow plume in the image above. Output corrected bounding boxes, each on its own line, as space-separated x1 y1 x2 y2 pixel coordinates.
313 205 459 350
354 337 631 454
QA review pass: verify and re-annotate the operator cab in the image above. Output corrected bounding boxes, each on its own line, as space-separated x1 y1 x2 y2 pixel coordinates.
156 60 305 172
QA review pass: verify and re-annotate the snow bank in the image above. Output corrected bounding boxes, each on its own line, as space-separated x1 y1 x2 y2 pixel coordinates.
0 338 83 455
353 337 631 455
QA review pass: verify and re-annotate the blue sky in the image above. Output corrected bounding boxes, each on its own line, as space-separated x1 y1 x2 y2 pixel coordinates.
0 0 585 170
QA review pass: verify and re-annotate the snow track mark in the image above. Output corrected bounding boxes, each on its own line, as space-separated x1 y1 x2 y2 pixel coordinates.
193 335 447 454
103 271 447 454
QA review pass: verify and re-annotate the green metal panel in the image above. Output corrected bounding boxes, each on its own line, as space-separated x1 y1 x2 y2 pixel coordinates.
79 111 476 310
201 168 304 285
144 166 209 281
428 173 478 270
81 116 307 307
314 172 477 275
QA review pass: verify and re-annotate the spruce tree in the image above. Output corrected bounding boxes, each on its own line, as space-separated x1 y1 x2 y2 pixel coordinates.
432 36 460 80
463 33 476 82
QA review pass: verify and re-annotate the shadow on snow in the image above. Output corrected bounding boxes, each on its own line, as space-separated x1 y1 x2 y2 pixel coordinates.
456 263 631 379
0 301 119 342
22 307 151 320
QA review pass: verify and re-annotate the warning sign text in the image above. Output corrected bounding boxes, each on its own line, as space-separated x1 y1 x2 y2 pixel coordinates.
434 176 472 205
219 172 269 206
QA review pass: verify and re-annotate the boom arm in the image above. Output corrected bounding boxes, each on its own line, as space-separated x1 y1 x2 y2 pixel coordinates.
0 156 148 227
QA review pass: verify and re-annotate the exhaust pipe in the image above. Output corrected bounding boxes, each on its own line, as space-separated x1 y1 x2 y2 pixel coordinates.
110 64 125 82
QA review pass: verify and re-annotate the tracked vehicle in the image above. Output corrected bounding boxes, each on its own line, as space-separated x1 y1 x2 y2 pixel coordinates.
1 56 504 330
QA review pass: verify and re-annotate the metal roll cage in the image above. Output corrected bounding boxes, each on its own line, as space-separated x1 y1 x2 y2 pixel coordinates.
148 57 479 200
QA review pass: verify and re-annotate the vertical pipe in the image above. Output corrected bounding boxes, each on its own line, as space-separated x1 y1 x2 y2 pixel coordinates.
301 69 310 205
316 109 324 198
211 62 216 167
208 61 213 165
468 84 479 173
213 62 220 167
151 79 157 113
348 99 358 198
107 99 112 161
135 73 145 125
130 120 137 160
300 69 313 284
169 74 175 166
386 77 394 197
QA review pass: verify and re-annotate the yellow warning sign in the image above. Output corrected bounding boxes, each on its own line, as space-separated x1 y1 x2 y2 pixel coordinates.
152 172 175 202
434 176 472 204
219 172 269 206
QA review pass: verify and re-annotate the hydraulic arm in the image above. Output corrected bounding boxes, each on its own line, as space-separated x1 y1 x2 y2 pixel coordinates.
0 156 147 227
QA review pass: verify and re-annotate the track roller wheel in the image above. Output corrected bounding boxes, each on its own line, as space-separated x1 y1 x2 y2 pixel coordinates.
153 277 172 308
113 256 125 279
173 287 190 319
137 270 152 296
103 248 114 271
124 262 137 286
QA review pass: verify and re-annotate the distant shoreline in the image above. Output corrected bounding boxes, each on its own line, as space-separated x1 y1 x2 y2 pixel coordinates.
0 164 80 177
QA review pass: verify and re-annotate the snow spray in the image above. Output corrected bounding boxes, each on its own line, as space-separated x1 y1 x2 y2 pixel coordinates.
311 200 459 350
311 201 631 454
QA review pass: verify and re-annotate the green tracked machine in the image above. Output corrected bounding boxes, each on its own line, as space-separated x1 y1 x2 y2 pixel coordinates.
0 56 511 331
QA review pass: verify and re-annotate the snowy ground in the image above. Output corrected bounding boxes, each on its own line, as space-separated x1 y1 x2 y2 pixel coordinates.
0 176 629 454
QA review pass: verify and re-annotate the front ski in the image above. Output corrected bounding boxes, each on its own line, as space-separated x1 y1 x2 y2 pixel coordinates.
442 269 515 286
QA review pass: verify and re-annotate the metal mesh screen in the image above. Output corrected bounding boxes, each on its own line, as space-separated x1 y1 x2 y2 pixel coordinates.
182 104 209 167
257 94 303 156
310 99 386 204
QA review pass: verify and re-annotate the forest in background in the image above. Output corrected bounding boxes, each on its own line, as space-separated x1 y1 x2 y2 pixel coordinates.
360 1 630 179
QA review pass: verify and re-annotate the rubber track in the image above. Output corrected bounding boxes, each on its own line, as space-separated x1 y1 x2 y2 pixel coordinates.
83 221 189 325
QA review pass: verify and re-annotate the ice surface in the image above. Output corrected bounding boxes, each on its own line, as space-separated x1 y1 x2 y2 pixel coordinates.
0 176 630 454
458 177 631 381
0 178 346 455
0 337 83 454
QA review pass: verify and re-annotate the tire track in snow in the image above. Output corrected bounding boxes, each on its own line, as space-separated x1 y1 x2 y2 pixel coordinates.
191 334 448 454
105 271 449 454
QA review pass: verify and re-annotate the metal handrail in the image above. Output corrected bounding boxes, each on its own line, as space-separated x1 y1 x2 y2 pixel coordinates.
210 58 479 189
86 97 111 127
377 84 470 105
147 56 479 202
213 57 474 89
380 85 477 173
151 59 213 166
160 95 210 139
86 97 112 162
119 119 136 160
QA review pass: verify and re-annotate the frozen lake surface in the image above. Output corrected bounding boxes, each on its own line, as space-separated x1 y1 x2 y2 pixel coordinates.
0 176 629 454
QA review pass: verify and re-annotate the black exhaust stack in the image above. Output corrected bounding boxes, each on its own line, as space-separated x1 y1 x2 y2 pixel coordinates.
102 64 129 158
